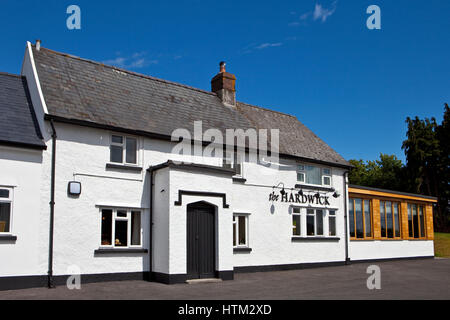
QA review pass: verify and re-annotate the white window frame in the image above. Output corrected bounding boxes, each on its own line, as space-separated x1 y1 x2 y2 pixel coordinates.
294 207 338 238
322 168 332 186
233 213 249 248
100 208 142 249
296 164 332 186
306 208 326 237
292 207 302 236
0 186 13 234
328 209 337 237
109 134 139 166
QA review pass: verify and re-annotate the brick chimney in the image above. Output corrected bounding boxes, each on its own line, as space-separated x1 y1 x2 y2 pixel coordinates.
211 61 236 107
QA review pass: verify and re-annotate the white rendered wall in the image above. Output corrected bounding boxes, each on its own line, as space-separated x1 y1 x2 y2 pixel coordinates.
152 168 170 274
4 119 349 277
0 146 45 277
232 161 347 267
38 121 223 277
168 168 234 275
349 240 434 261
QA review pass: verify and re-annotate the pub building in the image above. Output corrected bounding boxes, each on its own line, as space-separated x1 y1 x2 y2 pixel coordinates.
0 41 436 290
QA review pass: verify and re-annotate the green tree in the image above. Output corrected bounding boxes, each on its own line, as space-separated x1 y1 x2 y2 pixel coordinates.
348 105 449 231
402 104 449 231
349 154 406 191
436 104 450 230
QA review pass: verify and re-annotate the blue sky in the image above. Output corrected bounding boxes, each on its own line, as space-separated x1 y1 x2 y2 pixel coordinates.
0 0 449 162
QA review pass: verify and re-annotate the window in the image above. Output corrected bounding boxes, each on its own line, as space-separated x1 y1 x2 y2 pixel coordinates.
223 151 243 177
101 209 141 248
0 188 12 233
297 165 331 186
407 203 426 239
233 214 248 247
297 165 305 182
292 207 301 236
380 201 401 239
329 210 336 236
349 198 372 239
322 168 332 186
306 209 324 236
110 135 138 165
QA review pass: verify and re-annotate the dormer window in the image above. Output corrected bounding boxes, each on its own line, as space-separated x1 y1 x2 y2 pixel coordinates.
110 135 137 165
297 165 332 186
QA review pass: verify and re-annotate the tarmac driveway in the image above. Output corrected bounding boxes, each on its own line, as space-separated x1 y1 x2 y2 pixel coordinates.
0 258 449 300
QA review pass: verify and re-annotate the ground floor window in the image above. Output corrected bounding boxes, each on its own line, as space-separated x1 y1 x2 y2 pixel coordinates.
349 198 372 239
307 208 324 236
292 207 301 236
0 187 12 233
408 203 426 239
380 201 401 239
233 214 248 247
329 210 336 236
292 207 336 237
101 208 141 247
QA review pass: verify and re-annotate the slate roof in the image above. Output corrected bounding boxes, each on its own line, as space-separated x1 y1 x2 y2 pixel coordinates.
32 46 350 167
0 72 46 149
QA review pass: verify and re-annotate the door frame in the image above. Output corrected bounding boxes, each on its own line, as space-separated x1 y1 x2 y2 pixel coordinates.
186 201 217 280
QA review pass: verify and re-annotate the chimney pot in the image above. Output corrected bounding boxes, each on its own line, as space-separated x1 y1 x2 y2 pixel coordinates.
36 40 41 51
220 61 226 73
211 61 236 107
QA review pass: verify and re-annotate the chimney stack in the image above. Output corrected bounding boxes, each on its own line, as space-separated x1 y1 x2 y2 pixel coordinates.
36 40 41 51
211 61 236 107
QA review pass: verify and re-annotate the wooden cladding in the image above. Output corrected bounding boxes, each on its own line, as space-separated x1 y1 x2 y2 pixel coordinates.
349 190 435 241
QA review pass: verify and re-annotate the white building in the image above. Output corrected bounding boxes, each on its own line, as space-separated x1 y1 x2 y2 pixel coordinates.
0 72 47 289
0 41 435 290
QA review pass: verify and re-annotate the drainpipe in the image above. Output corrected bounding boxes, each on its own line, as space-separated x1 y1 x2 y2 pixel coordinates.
343 171 350 265
48 120 57 288
148 168 154 281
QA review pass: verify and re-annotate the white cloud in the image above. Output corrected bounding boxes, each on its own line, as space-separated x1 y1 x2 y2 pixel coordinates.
103 57 126 67
313 2 337 22
103 52 158 69
255 42 283 50
300 12 311 20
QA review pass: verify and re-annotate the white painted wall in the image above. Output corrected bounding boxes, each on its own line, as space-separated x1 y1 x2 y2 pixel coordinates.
168 168 234 274
42 120 351 276
152 167 170 274
349 240 434 261
0 146 45 277
232 162 347 267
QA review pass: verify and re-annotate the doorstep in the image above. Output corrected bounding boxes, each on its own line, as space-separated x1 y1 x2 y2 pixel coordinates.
186 278 223 285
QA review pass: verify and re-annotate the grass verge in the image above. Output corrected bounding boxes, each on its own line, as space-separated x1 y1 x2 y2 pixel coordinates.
434 233 450 258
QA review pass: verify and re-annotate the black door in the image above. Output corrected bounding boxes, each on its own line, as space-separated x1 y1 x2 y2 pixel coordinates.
187 202 216 279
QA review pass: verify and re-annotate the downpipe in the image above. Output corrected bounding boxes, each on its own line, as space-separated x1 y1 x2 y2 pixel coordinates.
343 171 351 265
48 120 57 288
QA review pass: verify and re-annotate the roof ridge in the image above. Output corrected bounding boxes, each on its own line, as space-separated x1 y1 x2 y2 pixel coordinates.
34 45 218 97
237 101 297 118
0 72 23 79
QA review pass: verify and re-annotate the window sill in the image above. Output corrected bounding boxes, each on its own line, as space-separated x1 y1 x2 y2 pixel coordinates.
294 184 334 192
94 248 148 255
232 176 247 183
233 247 252 253
0 234 17 241
351 238 430 242
106 163 143 172
292 237 340 242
